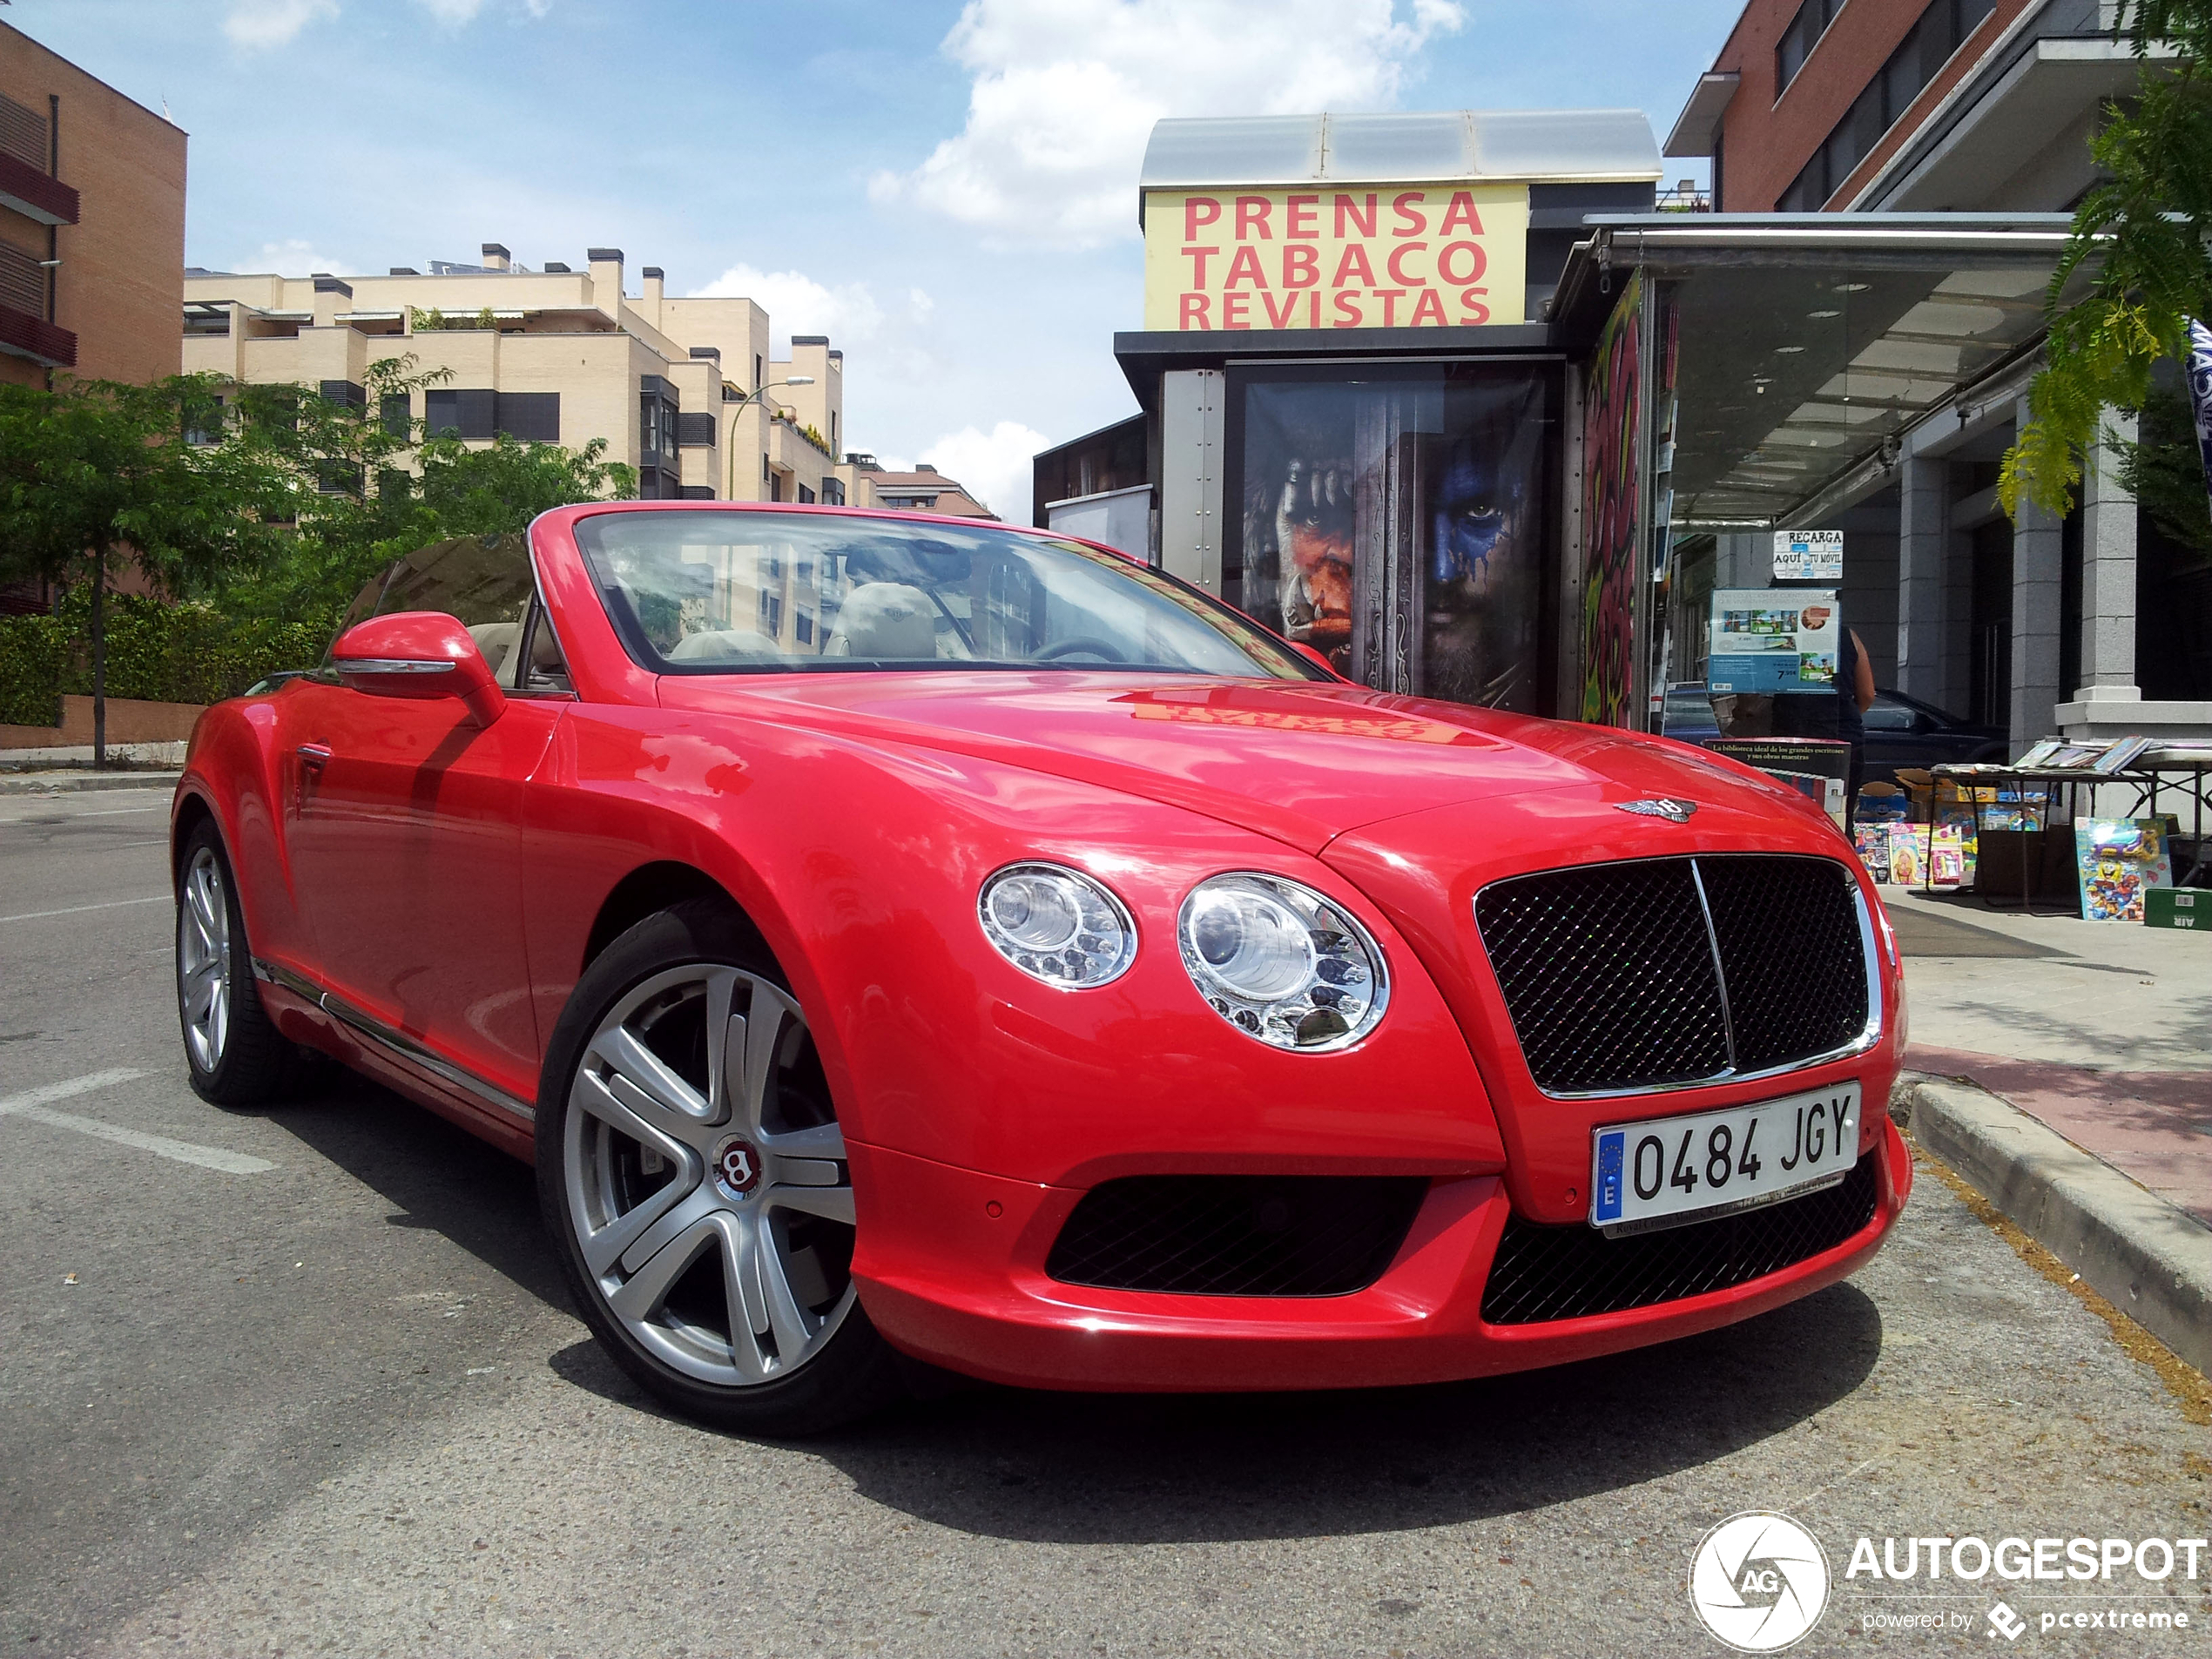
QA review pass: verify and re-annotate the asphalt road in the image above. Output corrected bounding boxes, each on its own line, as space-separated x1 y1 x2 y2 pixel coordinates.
2 786 2206 1659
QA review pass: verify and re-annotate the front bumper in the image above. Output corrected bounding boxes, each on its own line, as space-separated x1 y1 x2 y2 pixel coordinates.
846 1114 1911 1393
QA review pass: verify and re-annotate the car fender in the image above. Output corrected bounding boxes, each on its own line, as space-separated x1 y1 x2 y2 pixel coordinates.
171 690 315 973
522 701 1508 1189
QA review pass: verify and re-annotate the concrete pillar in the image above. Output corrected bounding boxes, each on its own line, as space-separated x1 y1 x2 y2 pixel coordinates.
2011 400 2066 746
1896 455 1949 706
1713 530 1764 588
2076 405 2140 705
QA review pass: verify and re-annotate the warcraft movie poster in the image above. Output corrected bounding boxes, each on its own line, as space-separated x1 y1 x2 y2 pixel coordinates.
1229 367 1551 711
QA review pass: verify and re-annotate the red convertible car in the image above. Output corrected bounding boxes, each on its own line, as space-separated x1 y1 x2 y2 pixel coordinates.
172 502 1909 1432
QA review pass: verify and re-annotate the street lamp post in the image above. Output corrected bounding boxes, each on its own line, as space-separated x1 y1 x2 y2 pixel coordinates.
725 377 814 501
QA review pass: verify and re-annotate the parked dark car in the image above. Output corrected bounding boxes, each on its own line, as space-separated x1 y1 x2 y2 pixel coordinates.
1661 683 2008 786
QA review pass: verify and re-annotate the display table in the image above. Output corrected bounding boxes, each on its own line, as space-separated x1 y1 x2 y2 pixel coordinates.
1919 752 2212 913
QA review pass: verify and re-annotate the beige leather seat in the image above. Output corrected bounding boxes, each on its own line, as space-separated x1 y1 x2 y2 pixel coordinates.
824 583 936 658
467 620 522 679
667 629 784 663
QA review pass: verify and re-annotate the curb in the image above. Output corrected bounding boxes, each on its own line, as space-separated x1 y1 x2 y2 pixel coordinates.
0 771 181 797
1899 1072 2212 1376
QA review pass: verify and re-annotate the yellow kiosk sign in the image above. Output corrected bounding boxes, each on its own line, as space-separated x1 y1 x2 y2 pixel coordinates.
1142 185 1529 332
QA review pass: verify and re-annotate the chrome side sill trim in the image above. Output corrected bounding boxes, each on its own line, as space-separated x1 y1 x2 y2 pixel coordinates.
251 956 536 1123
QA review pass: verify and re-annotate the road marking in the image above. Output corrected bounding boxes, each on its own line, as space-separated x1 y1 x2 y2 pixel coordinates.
0 1069 274 1174
0 894 169 924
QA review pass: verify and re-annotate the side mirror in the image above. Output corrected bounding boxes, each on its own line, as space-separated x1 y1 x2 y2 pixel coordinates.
331 610 506 725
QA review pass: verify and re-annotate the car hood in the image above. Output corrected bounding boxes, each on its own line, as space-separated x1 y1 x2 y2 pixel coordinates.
656 671 1810 854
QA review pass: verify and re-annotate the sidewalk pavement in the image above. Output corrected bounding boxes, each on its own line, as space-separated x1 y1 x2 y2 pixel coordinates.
0 739 188 772
1883 883 2211 1371
0 770 182 796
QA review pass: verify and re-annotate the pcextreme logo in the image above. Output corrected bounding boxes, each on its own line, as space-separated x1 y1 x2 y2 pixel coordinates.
1689 1512 1831 1652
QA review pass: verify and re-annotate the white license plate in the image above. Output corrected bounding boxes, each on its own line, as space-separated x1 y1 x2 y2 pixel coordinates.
1589 1082 1861 1237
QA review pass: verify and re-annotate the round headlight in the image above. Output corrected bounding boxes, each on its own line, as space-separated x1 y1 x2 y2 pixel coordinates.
978 862 1136 988
1177 874 1387 1051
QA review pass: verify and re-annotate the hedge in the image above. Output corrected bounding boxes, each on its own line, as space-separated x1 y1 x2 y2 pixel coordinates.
0 593 333 728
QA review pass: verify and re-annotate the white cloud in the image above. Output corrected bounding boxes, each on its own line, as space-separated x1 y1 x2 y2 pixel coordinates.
236 239 353 276
223 0 338 50
915 421 1051 523
690 263 941 361
871 0 1464 248
415 0 485 20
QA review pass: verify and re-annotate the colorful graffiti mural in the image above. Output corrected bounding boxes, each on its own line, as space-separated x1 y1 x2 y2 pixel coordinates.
1578 272 1642 728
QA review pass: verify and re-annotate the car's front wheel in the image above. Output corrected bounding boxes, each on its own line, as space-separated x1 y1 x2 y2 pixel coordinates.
175 819 293 1107
536 900 902 1433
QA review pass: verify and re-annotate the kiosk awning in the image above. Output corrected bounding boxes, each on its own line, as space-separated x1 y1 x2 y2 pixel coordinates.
1556 213 2094 529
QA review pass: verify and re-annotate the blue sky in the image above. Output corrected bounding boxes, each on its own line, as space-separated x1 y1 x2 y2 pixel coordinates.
10 0 1739 518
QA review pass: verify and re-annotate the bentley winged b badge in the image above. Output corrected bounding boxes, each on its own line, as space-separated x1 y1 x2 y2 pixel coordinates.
1614 798 1699 822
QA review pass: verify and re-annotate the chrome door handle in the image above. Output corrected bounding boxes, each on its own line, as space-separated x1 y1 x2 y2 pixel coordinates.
297 743 333 770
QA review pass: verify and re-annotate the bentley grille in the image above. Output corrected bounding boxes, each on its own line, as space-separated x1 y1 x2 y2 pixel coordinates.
1473 855 1870 1096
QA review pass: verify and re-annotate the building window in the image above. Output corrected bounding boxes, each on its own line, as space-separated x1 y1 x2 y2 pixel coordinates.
676 411 717 448
830 410 838 455
1775 0 1844 96
754 354 764 391
182 395 225 447
796 610 814 645
1780 0 1995 209
821 477 846 506
496 391 560 442
319 379 367 409
759 589 783 635
426 388 496 440
381 392 411 438
797 482 815 504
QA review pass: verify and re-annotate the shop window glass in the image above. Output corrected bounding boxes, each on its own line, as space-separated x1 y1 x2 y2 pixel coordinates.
1229 365 1553 709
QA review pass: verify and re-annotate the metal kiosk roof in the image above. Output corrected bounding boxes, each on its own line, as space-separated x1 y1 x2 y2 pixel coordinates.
1552 213 2092 529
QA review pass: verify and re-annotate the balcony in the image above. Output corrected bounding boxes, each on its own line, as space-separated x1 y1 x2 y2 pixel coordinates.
0 239 75 368
0 149 78 226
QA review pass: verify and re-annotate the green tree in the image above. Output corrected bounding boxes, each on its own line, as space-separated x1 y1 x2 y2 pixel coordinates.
0 374 287 765
2004 1 2212 518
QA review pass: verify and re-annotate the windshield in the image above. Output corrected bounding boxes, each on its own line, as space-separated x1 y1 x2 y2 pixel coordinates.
575 509 1322 679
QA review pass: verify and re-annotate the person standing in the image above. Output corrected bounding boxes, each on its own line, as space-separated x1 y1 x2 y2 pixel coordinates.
1835 625 1876 827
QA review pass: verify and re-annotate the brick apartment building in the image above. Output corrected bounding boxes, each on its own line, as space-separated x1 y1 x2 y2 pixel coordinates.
0 21 184 389
1659 0 2209 745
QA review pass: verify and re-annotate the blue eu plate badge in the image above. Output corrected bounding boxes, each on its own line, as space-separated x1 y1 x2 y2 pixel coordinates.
1595 1130 1625 1224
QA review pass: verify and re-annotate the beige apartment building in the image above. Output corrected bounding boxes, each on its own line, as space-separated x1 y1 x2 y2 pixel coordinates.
183 245 860 505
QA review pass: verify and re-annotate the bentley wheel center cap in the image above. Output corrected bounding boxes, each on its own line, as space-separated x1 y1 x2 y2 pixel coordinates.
712 1136 763 1199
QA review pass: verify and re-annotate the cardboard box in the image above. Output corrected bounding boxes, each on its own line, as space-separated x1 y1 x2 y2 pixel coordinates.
1894 768 1936 823
2146 887 2209 930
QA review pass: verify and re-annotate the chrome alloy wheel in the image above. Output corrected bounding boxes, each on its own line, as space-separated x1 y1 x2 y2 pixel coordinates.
178 845 233 1073
563 964 856 1388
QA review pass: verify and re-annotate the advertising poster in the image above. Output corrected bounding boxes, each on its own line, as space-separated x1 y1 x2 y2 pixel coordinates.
1708 589 1841 694
2076 819 2175 922
1143 185 1531 332
1772 530 1844 581
1234 368 1548 705
1579 271 1643 728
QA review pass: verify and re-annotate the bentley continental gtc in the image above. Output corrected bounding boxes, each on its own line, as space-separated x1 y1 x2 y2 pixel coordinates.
172 502 1909 1432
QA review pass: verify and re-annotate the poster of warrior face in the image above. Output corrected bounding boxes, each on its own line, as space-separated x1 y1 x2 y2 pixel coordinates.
1233 369 1548 708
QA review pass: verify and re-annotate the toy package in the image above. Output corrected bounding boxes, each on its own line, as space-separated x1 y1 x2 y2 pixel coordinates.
1887 824 1932 887
1934 804 1979 885
2074 818 2174 922
1930 824 1967 890
1852 823 1892 883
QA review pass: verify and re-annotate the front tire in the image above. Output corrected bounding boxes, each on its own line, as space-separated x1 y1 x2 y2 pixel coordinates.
536 900 902 1433
176 820 292 1108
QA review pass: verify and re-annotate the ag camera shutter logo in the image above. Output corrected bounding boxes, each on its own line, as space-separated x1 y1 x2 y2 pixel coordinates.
1689 1512 1831 1652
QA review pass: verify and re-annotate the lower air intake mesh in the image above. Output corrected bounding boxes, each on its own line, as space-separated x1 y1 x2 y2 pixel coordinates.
1479 1157 1879 1325
1044 1175 1428 1298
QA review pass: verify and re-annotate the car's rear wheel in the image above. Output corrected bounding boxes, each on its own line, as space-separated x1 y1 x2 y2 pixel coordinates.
537 900 902 1433
176 820 293 1108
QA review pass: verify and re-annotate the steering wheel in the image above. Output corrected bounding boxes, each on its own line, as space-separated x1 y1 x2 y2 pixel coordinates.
1034 636 1128 664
